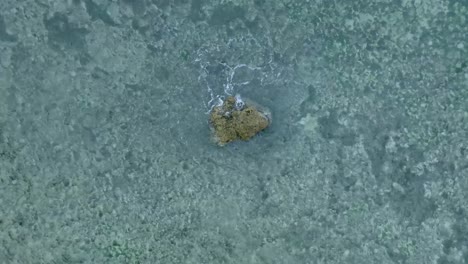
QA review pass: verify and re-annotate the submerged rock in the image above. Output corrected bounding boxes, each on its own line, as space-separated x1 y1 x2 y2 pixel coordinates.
209 95 271 146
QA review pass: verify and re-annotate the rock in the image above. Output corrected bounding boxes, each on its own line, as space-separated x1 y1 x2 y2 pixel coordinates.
209 95 271 146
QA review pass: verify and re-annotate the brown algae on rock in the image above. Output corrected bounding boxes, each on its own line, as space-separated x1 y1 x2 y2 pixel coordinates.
209 95 271 146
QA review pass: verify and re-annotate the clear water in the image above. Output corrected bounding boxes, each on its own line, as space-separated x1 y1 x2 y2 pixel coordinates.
1 1 467 263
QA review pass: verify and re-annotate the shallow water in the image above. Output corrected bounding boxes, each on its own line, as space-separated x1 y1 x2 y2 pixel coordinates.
1 1 468 263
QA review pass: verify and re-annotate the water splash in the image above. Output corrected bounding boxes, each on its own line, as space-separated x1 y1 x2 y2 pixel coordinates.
194 35 276 113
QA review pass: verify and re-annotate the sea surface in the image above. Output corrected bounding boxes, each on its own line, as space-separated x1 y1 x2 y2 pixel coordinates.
1 1 467 263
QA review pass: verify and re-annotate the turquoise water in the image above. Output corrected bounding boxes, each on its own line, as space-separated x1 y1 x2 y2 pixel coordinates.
1 1 468 263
